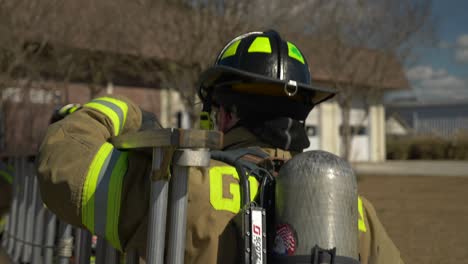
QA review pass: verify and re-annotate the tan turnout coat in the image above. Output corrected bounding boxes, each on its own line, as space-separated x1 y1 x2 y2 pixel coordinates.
37 95 404 264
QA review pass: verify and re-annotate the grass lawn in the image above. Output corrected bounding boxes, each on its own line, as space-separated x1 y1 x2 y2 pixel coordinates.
358 175 468 264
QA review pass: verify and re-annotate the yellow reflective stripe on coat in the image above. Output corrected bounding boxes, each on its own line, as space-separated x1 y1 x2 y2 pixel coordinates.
84 97 128 136
82 142 128 250
69 105 81 113
358 196 367 232
209 166 258 214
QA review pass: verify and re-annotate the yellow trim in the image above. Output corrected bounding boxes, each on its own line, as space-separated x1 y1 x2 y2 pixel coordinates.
0 170 13 184
0 216 6 232
248 37 272 54
209 166 259 214
199 112 214 130
69 106 80 113
85 102 121 136
84 97 128 136
287 42 305 64
82 142 114 234
105 152 128 250
358 196 367 232
96 97 128 129
221 39 241 60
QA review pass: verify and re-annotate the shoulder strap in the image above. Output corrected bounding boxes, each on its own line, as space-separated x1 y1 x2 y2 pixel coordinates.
211 147 270 176
211 147 278 208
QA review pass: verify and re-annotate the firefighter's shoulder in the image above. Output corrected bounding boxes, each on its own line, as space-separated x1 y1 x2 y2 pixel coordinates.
358 196 405 264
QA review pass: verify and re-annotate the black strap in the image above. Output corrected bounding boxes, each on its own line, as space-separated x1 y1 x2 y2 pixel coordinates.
211 147 271 207
270 246 360 264
270 255 360 264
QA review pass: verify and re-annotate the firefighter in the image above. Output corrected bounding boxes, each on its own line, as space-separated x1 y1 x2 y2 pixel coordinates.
36 30 403 263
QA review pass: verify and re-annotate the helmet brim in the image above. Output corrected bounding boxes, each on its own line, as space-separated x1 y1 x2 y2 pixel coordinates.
198 65 337 105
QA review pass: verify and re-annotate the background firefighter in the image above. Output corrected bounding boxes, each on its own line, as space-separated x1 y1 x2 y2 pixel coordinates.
36 30 403 263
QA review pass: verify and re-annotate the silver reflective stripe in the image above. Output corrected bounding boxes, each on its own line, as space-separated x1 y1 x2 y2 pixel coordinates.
94 148 121 237
93 99 125 134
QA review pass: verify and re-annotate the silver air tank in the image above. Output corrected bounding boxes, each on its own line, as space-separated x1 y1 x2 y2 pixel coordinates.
274 150 358 260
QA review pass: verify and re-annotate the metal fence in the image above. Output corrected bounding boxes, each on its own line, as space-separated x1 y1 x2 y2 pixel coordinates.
1 128 219 264
1 156 141 264
415 117 468 138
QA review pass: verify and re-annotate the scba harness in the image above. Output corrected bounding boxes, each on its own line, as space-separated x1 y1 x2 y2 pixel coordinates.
211 147 277 264
210 148 361 264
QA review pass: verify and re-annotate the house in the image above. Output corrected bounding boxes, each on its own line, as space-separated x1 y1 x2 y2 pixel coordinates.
164 44 410 162
0 1 190 156
385 112 411 136
386 102 468 138
0 82 162 156
291 38 410 161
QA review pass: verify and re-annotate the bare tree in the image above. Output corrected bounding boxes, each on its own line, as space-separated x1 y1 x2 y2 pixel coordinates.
3 0 432 158
131 0 322 127
0 0 149 154
292 0 436 160
0 0 324 153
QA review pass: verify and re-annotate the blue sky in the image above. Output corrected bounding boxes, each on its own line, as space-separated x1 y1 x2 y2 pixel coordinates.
386 0 468 104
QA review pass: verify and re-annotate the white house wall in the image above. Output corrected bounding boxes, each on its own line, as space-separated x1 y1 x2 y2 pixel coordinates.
337 100 370 161
369 101 386 161
315 98 386 162
160 89 191 128
318 102 340 155
386 117 409 136
160 90 386 162
304 106 321 151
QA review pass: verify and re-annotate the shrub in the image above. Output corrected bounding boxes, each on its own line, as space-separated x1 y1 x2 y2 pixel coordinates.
452 131 468 160
386 133 468 160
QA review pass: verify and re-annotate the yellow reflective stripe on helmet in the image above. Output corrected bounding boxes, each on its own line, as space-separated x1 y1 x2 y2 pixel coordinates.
221 39 241 60
287 42 305 64
82 142 128 250
358 196 367 232
209 166 258 214
0 170 13 184
84 97 128 136
248 37 272 54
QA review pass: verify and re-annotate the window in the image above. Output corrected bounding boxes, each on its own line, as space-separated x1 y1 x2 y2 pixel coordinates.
339 125 367 136
306 125 318 137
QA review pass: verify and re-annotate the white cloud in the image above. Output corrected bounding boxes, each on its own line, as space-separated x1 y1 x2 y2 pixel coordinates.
456 34 468 47
455 34 468 63
438 40 451 49
405 65 468 102
455 49 468 63
406 66 447 81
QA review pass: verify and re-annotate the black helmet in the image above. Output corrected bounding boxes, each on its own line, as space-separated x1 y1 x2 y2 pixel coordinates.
198 30 336 107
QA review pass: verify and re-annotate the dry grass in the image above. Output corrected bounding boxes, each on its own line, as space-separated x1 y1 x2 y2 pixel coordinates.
358 175 468 264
